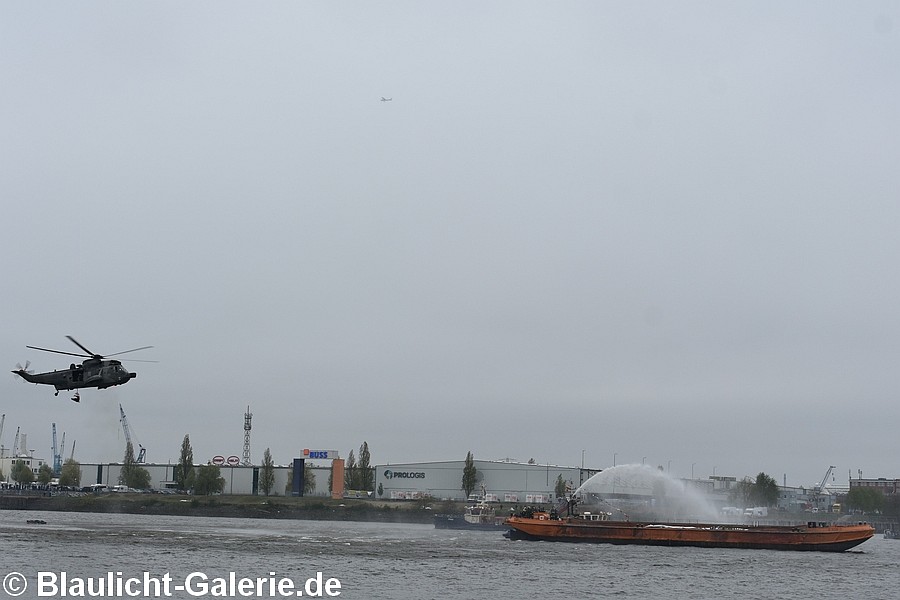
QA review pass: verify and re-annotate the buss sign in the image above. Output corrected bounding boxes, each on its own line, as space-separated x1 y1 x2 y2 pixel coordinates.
303 449 339 460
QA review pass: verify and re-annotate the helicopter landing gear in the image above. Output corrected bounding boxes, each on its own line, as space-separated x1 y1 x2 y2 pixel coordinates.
55 391 59 396
71 391 80 403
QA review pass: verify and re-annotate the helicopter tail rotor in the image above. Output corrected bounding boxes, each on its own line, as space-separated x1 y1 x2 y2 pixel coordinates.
12 361 36 383
15 361 33 374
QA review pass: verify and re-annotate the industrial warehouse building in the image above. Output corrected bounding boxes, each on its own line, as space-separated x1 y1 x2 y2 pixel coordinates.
374 459 600 502
70 459 599 501
73 462 334 496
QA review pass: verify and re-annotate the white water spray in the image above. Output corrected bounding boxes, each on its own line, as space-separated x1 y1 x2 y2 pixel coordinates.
575 464 722 522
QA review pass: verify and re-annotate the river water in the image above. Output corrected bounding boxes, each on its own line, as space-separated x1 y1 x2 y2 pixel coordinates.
1 510 897 599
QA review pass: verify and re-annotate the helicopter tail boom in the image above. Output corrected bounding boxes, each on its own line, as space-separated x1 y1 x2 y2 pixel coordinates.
12 369 38 383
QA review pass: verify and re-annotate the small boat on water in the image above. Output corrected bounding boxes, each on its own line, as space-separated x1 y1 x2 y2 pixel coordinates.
434 487 507 530
505 508 874 552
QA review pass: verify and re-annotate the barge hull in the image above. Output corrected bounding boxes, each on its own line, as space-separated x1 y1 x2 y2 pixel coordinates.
504 518 874 552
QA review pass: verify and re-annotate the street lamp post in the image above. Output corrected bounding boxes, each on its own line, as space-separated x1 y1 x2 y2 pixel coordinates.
613 453 617 467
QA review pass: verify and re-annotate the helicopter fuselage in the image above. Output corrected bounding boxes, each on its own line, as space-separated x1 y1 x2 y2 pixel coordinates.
13 359 136 391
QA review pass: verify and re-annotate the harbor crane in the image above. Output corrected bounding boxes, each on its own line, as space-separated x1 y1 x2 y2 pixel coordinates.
810 465 836 511
52 423 62 475
119 404 146 462
815 466 836 493
12 427 20 458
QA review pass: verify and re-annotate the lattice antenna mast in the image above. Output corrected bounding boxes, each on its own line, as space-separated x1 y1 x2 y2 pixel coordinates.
242 405 253 466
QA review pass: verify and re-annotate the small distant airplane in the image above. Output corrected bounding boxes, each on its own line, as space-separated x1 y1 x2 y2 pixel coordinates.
380 97 392 102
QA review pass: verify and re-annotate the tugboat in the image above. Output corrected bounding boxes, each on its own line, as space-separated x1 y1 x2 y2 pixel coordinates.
505 495 874 552
434 486 506 530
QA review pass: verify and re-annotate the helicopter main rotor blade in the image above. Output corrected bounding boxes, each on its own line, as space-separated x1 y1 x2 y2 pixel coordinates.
26 345 90 358
106 345 154 357
66 336 97 357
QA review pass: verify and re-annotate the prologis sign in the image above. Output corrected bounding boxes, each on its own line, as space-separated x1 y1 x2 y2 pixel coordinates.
383 470 425 479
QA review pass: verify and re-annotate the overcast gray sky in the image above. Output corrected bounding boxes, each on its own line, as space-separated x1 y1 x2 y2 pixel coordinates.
2 2 898 488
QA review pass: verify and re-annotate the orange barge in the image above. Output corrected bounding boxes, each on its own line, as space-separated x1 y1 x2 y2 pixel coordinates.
504 513 874 552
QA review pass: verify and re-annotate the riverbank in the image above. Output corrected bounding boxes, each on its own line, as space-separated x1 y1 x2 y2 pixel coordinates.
2 492 450 524
8 493 894 533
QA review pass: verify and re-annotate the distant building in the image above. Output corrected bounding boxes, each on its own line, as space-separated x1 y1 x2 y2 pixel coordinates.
850 478 900 495
374 459 599 502
0 432 49 483
774 484 840 513
72 462 334 496
0 453 49 483
55 459 599 501
707 475 738 492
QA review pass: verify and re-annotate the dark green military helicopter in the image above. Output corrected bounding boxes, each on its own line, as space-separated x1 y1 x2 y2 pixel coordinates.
13 336 153 402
